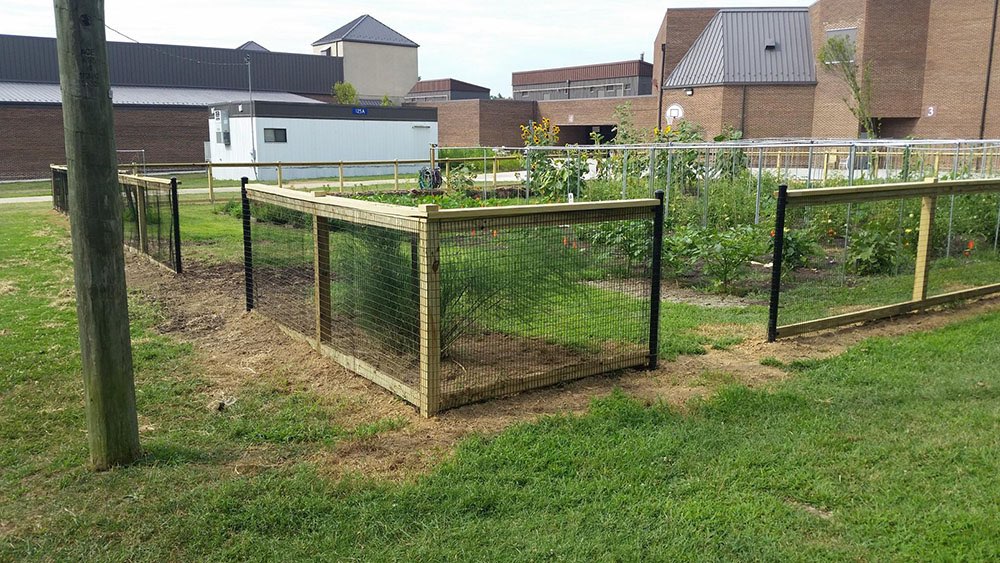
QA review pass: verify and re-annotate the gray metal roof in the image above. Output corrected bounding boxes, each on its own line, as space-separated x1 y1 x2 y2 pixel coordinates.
665 8 816 88
312 15 419 48
0 82 322 107
237 41 269 52
0 35 343 96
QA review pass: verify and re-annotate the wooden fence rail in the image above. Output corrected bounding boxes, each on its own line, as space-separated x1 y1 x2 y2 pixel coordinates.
768 177 1000 341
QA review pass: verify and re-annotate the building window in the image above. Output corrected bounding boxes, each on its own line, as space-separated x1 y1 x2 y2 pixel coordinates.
264 128 287 143
624 83 631 91
823 27 858 63
605 85 614 91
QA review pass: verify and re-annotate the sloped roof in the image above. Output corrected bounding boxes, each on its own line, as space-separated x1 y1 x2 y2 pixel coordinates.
312 15 419 48
665 8 816 88
0 81 322 107
237 40 269 52
408 79 490 94
513 60 652 87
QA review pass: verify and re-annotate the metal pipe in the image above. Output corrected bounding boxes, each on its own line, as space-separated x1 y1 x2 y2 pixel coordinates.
755 147 764 224
649 190 665 367
241 177 253 311
767 184 789 342
170 177 182 274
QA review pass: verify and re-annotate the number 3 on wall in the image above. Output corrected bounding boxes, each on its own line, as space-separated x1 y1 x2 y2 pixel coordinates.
926 106 936 117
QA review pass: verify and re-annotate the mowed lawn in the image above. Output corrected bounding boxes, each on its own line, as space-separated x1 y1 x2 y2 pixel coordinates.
2 204 1000 560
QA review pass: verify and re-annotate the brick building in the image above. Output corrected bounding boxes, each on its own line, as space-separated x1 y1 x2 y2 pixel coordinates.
404 79 490 103
512 60 653 101
432 0 1000 146
0 34 342 180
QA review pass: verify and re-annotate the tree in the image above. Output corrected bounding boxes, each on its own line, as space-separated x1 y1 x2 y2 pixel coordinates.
380 94 393 107
54 0 141 469
818 35 877 138
333 81 359 105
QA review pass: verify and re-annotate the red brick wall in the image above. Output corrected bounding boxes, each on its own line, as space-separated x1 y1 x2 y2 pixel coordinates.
863 0 930 119
416 100 480 147
810 0 867 138
537 95 660 131
913 0 997 138
652 9 720 92
741 86 817 138
659 88 724 137
418 99 535 147
0 104 208 180
477 100 537 147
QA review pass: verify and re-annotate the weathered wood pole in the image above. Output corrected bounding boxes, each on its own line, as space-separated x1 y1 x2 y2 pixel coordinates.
54 0 141 469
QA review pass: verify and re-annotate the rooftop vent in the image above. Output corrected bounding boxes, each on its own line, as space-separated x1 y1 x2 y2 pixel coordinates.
765 38 777 51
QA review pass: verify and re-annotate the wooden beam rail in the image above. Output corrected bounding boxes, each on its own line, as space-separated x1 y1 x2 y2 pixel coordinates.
785 177 1000 207
770 176 1000 340
776 283 1000 339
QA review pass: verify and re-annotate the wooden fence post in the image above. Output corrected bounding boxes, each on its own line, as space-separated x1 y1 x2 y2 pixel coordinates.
418 205 442 417
55 0 140 469
444 160 450 189
314 216 331 348
207 163 215 204
913 189 938 302
394 159 399 190
339 162 345 192
276 161 283 188
493 156 498 188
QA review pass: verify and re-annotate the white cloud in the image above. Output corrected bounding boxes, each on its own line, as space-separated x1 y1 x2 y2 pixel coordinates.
2 0 812 96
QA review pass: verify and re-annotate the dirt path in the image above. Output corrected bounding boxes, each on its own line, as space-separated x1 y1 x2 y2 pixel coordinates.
125 255 1000 480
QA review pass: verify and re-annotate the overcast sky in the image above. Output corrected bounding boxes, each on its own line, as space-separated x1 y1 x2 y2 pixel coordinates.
4 0 813 96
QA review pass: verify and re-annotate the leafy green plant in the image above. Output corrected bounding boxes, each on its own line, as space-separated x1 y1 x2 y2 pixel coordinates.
332 81 359 105
693 225 767 292
712 126 750 181
778 228 821 271
848 229 898 275
662 226 700 278
446 164 476 192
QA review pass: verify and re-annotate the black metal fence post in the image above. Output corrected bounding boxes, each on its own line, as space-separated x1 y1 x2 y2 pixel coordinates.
241 177 254 311
767 184 789 342
649 189 665 369
169 177 182 274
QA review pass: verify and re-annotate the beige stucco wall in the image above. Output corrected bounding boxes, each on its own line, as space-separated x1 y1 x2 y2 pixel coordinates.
323 41 418 101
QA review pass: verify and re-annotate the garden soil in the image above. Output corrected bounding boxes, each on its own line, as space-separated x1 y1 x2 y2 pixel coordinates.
126 255 1000 481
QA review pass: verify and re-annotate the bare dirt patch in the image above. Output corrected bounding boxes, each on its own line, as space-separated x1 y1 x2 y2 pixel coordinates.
586 279 764 308
124 254 1000 481
0 280 17 296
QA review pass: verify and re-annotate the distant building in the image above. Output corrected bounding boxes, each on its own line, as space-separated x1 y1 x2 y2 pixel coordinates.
404 79 491 103
512 60 653 101
312 14 419 105
236 40 269 52
208 101 436 181
0 34 341 179
433 0 1000 146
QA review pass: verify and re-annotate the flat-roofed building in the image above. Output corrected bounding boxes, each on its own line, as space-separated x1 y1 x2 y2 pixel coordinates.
512 59 653 101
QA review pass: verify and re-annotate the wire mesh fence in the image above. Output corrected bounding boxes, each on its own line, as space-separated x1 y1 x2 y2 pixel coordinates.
434 207 655 409
768 179 1000 340
120 174 182 273
51 166 68 213
243 182 662 414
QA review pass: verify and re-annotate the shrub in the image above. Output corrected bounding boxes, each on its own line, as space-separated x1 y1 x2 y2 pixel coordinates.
847 229 898 275
693 225 767 292
332 82 358 105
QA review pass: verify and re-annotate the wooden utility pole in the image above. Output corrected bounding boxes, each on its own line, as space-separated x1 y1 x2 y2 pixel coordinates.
54 0 141 469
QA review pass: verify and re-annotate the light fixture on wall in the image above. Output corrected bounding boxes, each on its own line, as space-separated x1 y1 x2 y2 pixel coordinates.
684 88 694 97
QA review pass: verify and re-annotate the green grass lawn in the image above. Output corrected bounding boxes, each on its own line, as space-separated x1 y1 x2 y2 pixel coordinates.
0 179 50 199
3 203 1000 559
